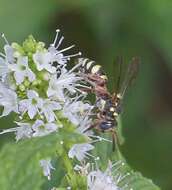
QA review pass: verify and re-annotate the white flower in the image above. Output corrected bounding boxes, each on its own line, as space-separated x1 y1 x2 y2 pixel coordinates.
0 44 15 81
68 143 94 161
40 99 61 122
47 67 80 101
0 122 32 141
47 74 65 101
32 120 58 137
33 51 56 73
76 115 93 137
4 44 15 63
87 161 131 190
19 90 43 119
88 170 120 190
0 57 9 80
48 29 81 65
0 119 58 140
40 159 55 180
74 161 130 190
8 56 35 85
48 45 67 65
63 99 91 125
0 82 18 117
15 122 33 141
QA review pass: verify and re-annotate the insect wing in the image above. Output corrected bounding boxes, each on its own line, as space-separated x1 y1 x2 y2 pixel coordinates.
120 56 140 98
113 56 124 94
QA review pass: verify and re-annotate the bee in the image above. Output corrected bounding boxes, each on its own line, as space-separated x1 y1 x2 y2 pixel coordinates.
79 56 140 150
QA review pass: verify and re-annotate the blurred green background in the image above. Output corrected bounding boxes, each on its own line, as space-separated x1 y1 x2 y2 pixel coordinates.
0 0 172 189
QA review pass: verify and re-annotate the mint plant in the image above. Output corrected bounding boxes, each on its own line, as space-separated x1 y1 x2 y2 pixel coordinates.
0 30 160 190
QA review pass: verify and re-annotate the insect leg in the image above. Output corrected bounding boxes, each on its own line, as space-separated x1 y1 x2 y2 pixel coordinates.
112 131 118 152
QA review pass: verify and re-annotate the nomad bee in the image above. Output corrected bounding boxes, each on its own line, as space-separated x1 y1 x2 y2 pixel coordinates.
79 57 140 150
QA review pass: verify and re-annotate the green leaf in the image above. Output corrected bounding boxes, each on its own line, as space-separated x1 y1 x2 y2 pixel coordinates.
114 159 161 190
0 126 87 190
95 141 161 190
93 143 161 190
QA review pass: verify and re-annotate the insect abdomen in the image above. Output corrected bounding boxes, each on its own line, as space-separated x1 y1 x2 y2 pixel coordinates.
99 120 117 131
78 58 108 80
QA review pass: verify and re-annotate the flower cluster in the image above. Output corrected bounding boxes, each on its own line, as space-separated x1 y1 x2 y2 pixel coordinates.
0 31 129 189
74 160 131 190
0 31 97 149
0 30 103 167
0 30 87 137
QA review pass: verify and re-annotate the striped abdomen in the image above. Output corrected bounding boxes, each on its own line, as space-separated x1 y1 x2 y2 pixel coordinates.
78 58 108 81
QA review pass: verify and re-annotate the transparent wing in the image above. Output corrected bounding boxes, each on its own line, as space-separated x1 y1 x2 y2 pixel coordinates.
120 56 140 98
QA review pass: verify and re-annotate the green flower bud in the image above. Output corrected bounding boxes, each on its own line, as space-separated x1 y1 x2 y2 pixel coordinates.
32 80 39 86
24 80 30 87
19 84 25 91
22 35 37 53
36 42 45 51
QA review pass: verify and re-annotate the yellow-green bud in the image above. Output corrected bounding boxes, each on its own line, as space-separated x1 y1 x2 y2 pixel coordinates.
23 35 36 53
19 84 25 91
24 80 30 87
32 80 38 86
36 42 45 51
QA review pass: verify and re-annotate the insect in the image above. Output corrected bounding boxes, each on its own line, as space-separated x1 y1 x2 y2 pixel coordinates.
78 58 108 85
77 58 110 99
78 57 140 150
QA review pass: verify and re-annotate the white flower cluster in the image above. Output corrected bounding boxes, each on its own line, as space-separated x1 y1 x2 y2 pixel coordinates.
0 31 113 183
0 31 91 142
75 161 131 190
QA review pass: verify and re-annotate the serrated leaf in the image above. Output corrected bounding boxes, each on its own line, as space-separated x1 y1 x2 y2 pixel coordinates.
117 165 161 190
0 126 86 190
94 141 161 190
